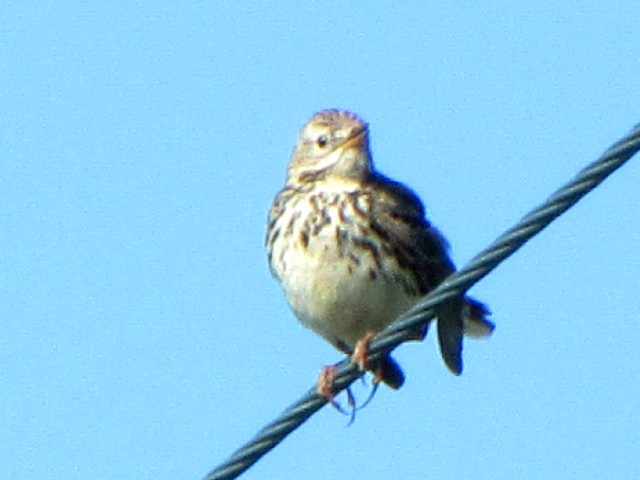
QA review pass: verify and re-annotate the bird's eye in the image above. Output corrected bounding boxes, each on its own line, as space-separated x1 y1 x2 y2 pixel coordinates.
316 135 329 148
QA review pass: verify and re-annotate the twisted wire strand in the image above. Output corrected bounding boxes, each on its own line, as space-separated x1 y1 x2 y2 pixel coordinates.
204 123 640 480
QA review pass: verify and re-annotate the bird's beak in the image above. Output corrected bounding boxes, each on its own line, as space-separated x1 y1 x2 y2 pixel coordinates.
340 124 369 151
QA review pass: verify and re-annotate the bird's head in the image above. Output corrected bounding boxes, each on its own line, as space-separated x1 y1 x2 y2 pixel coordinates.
287 109 373 184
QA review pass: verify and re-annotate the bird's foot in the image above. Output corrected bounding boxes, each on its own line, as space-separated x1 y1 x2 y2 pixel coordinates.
316 365 338 398
352 331 387 384
352 332 376 371
316 365 357 423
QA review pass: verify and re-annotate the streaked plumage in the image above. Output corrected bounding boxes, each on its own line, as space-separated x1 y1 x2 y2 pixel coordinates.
267 109 493 389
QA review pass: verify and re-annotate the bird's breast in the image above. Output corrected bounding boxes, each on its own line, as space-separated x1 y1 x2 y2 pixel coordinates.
268 186 419 348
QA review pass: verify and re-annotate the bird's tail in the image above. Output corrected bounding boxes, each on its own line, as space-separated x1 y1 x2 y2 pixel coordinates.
437 297 494 375
463 298 494 338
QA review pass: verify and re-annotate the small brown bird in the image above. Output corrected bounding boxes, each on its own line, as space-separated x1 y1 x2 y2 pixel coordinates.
266 109 493 395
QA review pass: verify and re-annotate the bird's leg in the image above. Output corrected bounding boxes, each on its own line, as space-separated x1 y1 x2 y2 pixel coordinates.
350 332 386 411
316 365 338 398
316 365 356 421
351 331 385 383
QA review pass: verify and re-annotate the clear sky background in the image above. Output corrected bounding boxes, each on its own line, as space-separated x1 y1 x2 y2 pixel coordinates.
2 3 639 480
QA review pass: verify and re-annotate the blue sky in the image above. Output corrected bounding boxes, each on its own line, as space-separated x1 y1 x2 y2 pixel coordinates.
2 3 639 479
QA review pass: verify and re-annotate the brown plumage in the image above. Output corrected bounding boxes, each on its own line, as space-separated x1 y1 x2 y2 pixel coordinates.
267 109 493 391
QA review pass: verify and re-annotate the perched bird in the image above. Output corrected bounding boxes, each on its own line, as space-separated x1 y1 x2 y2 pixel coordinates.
266 109 493 395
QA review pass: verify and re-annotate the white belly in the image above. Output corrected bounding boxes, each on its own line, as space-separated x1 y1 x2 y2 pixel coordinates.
269 190 418 350
283 251 416 349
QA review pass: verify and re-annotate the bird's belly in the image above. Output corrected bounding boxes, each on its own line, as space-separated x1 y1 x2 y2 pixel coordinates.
277 232 417 349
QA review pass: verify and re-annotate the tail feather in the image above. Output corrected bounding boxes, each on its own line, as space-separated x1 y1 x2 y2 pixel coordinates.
437 300 464 375
463 298 495 338
437 297 493 375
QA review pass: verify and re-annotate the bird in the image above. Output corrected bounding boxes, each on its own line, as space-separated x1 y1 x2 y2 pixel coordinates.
266 109 494 396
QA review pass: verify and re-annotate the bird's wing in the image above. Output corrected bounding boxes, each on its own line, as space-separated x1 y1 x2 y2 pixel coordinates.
368 174 464 374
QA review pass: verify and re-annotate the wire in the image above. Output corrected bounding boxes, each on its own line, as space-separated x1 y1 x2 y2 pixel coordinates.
203 123 640 480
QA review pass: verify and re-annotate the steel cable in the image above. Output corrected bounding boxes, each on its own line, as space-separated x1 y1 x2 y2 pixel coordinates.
204 123 640 480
